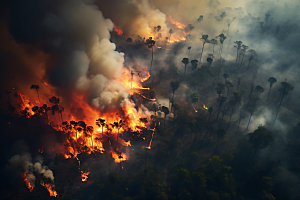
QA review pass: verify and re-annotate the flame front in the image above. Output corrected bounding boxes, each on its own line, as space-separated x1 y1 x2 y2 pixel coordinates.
40 181 57 197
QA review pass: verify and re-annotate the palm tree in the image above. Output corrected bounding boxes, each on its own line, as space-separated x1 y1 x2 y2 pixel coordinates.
218 33 227 59
96 118 106 137
234 41 243 63
191 59 198 70
274 81 293 123
145 37 156 75
267 77 277 99
181 58 189 77
30 84 40 103
200 34 209 64
113 120 124 142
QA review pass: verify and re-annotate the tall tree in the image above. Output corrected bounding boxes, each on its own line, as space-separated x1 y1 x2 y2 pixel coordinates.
234 41 243 63
199 34 209 65
218 33 227 59
267 77 277 99
182 58 189 77
145 37 156 75
96 118 106 137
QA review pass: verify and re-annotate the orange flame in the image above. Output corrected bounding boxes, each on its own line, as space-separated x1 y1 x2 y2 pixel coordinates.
23 172 34 192
19 93 36 117
203 104 208 110
40 181 57 197
80 170 90 182
111 152 128 163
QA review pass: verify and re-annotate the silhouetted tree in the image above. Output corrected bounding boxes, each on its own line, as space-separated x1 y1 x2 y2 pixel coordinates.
267 77 277 99
218 33 227 59
113 120 125 142
234 41 243 63
200 34 209 64
145 37 156 75
96 118 106 137
182 58 189 77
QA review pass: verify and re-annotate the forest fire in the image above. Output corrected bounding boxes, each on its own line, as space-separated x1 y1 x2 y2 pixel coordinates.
23 172 34 192
40 181 57 197
16 63 154 165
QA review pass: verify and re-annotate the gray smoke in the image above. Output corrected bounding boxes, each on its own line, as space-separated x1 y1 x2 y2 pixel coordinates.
9 153 55 188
